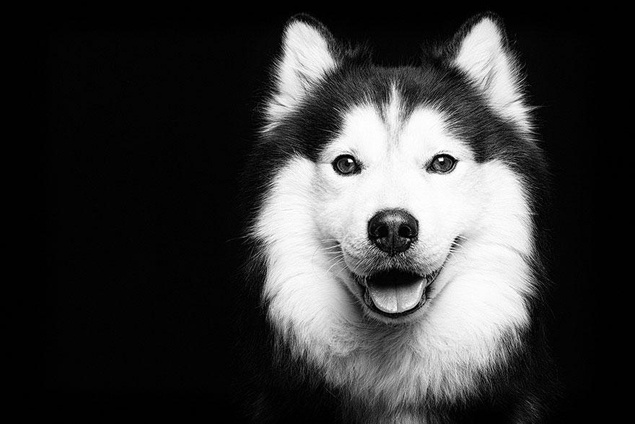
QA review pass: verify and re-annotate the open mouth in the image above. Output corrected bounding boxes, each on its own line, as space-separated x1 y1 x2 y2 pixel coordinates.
354 268 442 318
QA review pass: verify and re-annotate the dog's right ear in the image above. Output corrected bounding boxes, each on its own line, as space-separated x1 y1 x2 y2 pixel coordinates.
265 15 339 127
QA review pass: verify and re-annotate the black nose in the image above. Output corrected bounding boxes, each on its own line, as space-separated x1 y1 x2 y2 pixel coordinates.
368 209 418 255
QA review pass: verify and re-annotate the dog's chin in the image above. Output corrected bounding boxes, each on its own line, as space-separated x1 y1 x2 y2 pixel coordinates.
351 267 443 323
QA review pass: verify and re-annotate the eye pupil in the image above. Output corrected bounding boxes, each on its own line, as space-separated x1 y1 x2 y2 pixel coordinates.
333 155 359 175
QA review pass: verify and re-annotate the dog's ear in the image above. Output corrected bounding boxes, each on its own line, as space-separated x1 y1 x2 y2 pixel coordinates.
266 15 338 127
449 13 531 132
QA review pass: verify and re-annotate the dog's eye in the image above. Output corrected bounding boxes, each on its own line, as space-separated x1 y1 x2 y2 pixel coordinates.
428 154 457 174
332 155 361 175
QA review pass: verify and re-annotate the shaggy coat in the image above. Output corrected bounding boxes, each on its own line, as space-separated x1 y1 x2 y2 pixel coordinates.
236 13 555 423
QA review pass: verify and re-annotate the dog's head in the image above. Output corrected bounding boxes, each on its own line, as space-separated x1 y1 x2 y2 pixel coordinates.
253 14 545 326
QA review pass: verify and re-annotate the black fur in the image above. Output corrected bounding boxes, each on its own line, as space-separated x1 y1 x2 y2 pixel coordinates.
234 13 556 423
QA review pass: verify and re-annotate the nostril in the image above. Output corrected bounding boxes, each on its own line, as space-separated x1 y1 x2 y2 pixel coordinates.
374 224 389 238
398 224 414 239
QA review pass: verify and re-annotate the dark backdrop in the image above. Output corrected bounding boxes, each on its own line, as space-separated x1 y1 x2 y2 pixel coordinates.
43 6 600 422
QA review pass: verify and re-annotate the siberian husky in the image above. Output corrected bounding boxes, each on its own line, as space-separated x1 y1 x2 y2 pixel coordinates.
237 13 555 423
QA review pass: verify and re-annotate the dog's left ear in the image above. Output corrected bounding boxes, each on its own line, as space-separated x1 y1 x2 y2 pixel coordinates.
450 13 531 132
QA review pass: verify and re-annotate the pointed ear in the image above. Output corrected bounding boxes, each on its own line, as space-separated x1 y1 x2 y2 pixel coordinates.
266 15 339 126
451 14 531 131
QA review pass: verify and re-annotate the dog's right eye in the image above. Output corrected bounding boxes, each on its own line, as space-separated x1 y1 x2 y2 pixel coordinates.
332 155 361 175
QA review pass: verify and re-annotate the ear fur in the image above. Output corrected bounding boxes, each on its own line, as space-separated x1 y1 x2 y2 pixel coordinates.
266 15 338 127
450 13 531 132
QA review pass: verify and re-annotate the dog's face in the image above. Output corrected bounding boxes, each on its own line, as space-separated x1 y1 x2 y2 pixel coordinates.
255 15 540 329
314 102 482 322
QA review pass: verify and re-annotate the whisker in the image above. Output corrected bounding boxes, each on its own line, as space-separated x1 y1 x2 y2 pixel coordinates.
325 257 347 275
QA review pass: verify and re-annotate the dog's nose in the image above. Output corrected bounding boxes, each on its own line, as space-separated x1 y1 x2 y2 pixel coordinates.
368 209 418 255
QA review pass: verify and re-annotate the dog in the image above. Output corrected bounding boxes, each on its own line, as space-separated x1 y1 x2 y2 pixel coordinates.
236 13 555 423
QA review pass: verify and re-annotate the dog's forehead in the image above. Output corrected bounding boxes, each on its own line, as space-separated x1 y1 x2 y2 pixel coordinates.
329 90 468 158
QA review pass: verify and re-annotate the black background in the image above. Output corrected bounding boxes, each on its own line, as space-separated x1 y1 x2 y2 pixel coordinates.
42 5 601 422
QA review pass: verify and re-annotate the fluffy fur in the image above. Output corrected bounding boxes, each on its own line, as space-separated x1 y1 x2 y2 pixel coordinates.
236 13 555 423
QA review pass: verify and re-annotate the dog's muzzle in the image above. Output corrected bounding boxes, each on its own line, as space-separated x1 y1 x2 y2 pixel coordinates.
348 209 439 318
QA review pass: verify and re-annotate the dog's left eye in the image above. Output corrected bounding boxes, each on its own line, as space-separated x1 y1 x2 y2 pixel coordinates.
428 154 457 174
332 155 361 175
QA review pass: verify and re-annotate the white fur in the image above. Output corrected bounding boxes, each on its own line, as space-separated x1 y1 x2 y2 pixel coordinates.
253 157 358 358
453 17 532 132
266 20 337 127
253 95 535 420
385 83 403 138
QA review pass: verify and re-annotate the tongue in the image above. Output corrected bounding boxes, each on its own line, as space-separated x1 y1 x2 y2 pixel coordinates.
367 278 425 314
